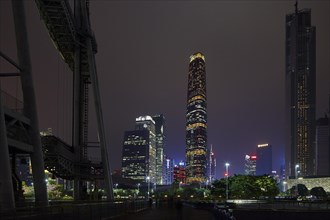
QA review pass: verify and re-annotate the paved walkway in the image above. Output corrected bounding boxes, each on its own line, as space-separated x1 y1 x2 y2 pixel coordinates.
114 203 216 220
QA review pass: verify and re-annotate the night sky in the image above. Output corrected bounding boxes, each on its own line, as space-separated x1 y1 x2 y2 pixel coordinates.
0 0 329 177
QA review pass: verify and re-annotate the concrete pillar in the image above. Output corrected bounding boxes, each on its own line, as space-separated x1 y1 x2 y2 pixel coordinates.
12 0 48 206
0 88 15 212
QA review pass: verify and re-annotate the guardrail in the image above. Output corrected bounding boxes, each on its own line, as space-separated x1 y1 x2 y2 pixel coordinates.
0 200 149 220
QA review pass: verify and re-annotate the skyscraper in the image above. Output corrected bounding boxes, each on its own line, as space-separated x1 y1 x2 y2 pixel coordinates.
315 116 329 176
256 144 272 176
121 116 156 183
208 145 216 183
245 154 257 176
185 52 207 183
152 114 165 185
285 5 316 177
173 161 186 184
163 157 173 185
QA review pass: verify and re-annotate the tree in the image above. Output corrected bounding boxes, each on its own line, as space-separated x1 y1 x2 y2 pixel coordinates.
211 175 279 200
255 176 279 198
290 184 309 197
310 187 327 199
211 179 226 199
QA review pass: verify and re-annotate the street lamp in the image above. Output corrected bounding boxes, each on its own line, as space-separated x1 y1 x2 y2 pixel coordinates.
282 181 287 192
114 183 118 189
137 183 140 194
225 163 230 201
295 164 299 196
146 176 150 199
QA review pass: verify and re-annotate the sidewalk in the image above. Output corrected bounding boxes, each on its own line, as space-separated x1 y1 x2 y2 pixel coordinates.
113 204 216 220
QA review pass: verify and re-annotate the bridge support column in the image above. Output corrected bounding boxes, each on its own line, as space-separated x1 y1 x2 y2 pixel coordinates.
0 88 15 212
81 0 114 200
12 0 48 206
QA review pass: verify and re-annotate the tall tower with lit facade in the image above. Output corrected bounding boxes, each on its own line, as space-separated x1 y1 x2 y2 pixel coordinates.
121 116 156 183
152 114 166 185
245 154 257 176
185 52 207 183
285 4 316 177
208 145 216 183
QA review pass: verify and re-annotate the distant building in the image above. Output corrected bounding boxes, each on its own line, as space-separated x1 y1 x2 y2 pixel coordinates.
315 116 329 176
245 154 257 175
163 157 174 185
185 52 208 183
285 5 316 177
173 161 186 184
208 145 216 183
152 114 166 185
121 116 156 183
256 144 272 175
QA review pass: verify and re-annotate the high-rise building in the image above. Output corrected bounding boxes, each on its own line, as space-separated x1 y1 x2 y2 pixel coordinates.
152 114 166 185
208 145 216 183
256 144 272 176
121 116 156 183
315 116 329 176
173 161 186 184
163 157 174 185
245 154 257 175
285 5 316 177
185 52 207 183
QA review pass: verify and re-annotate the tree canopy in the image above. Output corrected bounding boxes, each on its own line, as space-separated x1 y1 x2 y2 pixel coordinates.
211 175 279 199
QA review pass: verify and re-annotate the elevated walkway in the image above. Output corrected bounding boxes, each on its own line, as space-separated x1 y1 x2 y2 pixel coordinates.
1 91 33 154
41 135 104 180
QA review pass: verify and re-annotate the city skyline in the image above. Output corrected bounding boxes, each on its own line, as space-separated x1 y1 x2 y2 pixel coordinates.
0 1 329 177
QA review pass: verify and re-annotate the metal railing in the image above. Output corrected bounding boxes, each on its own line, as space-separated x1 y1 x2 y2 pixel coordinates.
0 200 149 219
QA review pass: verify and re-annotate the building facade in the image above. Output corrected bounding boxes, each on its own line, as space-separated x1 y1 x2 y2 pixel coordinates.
208 145 216 183
173 161 186 184
152 114 166 185
245 154 257 175
315 116 329 176
256 144 272 176
185 52 207 183
121 116 156 183
285 6 316 177
163 157 174 185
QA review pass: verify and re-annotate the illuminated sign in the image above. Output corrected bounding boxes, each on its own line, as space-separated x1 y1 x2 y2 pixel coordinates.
257 144 269 148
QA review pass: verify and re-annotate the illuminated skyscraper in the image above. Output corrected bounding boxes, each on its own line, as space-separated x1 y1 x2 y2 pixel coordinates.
256 144 272 176
163 157 173 185
173 161 186 184
285 5 316 177
185 52 207 183
245 154 257 176
208 145 216 183
152 114 165 185
121 116 156 183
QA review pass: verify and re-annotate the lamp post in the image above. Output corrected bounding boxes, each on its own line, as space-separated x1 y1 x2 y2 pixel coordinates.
295 164 299 196
146 176 150 199
137 183 140 195
225 163 230 201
